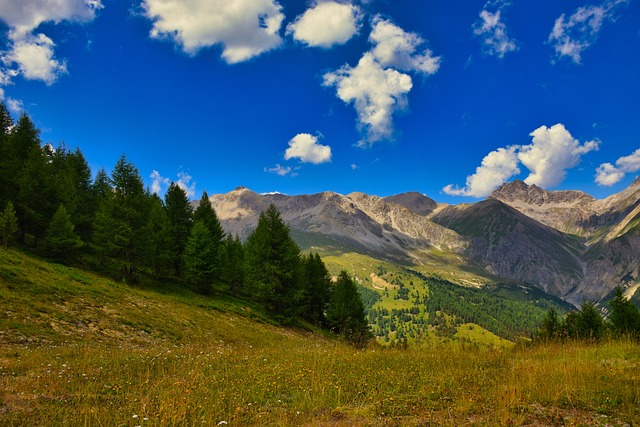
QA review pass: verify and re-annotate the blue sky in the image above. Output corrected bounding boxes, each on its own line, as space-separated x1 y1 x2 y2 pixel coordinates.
0 0 639 203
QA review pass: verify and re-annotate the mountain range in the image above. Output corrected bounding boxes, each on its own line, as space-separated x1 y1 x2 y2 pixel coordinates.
206 179 640 306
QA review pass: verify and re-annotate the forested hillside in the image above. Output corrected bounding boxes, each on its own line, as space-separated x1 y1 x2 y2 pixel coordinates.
0 104 369 344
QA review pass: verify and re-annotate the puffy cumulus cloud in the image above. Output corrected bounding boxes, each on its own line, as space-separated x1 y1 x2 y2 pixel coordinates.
150 170 170 194
519 124 599 188
149 169 196 197
3 34 67 84
324 17 439 146
284 133 332 164
0 0 101 85
6 97 23 114
324 53 412 146
265 164 293 176
176 171 196 198
143 0 284 64
548 0 628 64
595 148 640 186
443 146 520 197
287 1 361 48
444 124 598 197
369 15 440 74
473 1 518 58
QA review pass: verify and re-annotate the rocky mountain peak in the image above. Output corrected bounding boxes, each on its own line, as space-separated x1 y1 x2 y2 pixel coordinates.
490 180 594 207
383 191 438 216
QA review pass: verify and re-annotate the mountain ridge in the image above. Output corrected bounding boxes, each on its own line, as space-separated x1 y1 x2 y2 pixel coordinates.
206 180 640 305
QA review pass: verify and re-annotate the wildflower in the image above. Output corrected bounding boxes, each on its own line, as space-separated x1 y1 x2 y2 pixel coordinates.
133 414 138 418
217 422 228 425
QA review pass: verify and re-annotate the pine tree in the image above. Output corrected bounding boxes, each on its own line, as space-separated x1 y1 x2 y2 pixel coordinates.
326 271 371 347
0 201 19 248
193 191 225 276
0 103 15 208
164 182 193 277
608 287 640 338
537 307 561 342
17 145 54 243
301 253 332 326
92 155 150 280
184 220 217 294
144 194 172 278
244 204 302 321
43 205 83 261
219 233 244 294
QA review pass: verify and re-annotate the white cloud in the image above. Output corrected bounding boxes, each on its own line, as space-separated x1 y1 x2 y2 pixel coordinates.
177 171 196 198
324 16 439 146
265 164 292 176
287 1 361 48
6 97 23 114
444 124 598 197
595 148 640 186
473 1 518 58
369 15 440 74
284 133 332 164
351 163 358 170
548 0 628 64
0 0 101 85
323 52 412 146
143 0 284 64
150 169 195 197
443 146 520 197
3 34 67 84
519 124 599 188
150 170 170 194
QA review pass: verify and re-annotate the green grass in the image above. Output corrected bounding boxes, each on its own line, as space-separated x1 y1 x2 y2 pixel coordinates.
1 248 640 426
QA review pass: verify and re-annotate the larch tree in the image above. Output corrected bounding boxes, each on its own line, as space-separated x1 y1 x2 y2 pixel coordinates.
164 182 193 277
244 204 303 322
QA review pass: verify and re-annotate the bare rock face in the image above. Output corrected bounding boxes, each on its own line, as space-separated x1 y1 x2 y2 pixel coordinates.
206 179 640 305
383 192 438 217
209 188 465 263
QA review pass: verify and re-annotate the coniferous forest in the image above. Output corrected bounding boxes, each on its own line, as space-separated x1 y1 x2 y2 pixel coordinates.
0 104 370 345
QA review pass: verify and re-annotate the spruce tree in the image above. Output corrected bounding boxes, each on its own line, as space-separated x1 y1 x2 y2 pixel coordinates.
144 194 172 278
193 191 225 276
244 204 302 321
17 145 54 243
302 253 332 326
164 182 193 277
92 155 150 280
184 220 217 294
537 307 561 342
0 103 15 207
219 233 244 294
44 205 83 261
327 271 371 347
608 287 640 338
0 201 18 248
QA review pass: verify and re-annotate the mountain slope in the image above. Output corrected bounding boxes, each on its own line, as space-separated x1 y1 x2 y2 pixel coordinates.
430 199 586 297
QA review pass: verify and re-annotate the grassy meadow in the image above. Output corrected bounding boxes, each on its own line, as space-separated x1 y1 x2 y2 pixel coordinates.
1 248 639 426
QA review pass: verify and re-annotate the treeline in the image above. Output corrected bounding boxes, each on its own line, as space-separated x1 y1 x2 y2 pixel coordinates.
0 105 370 345
537 287 640 342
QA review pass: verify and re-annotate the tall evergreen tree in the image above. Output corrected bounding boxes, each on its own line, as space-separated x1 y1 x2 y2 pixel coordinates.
326 271 371 347
17 145 54 243
43 204 83 261
144 194 172 278
92 155 150 280
184 220 217 294
301 253 332 326
537 307 561 342
193 191 225 276
164 182 193 277
608 287 640 338
244 204 302 321
0 103 15 207
0 201 18 248
219 233 244 294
